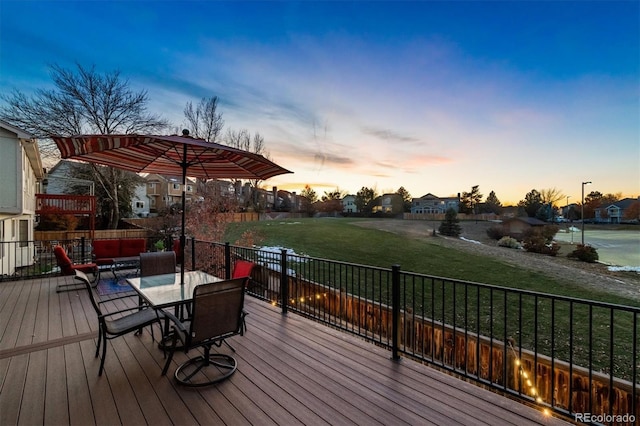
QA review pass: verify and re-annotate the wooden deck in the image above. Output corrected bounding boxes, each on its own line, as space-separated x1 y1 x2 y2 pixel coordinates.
0 275 570 425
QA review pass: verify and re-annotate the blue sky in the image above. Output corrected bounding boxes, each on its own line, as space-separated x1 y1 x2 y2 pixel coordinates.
1 1 638 205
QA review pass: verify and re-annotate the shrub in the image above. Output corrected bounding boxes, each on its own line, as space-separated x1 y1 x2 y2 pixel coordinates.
36 206 79 231
567 244 599 263
486 225 508 240
522 228 560 256
498 236 521 249
438 208 462 237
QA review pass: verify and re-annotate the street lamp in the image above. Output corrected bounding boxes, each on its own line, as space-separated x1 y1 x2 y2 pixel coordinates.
581 181 592 245
566 195 571 220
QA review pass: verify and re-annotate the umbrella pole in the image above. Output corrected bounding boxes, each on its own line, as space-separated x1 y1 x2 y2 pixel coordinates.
180 145 187 286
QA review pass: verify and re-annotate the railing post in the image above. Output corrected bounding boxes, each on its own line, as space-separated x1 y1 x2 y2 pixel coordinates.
224 242 231 279
392 264 401 360
190 237 196 271
80 237 86 262
280 248 288 314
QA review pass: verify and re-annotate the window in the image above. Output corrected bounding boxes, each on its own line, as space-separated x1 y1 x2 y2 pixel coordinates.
172 183 181 190
19 220 28 247
186 185 193 192
135 201 145 209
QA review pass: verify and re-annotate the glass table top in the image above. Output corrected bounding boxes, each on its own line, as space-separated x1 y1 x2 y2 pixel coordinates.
126 271 222 308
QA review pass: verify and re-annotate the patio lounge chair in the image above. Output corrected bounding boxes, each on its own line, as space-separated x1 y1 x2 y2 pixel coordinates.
74 270 164 376
232 260 255 334
53 245 99 292
161 277 247 386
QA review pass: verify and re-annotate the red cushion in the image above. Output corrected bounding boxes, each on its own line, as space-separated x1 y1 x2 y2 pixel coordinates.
93 240 121 259
53 246 74 275
120 239 146 257
232 260 254 279
73 263 98 273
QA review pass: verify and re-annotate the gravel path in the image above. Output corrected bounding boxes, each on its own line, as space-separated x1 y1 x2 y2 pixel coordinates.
353 219 640 302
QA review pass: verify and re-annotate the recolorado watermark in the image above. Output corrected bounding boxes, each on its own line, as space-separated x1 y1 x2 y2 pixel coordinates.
574 412 635 424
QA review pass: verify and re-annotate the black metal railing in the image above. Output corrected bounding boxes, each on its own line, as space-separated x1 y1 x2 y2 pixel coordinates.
3 237 638 422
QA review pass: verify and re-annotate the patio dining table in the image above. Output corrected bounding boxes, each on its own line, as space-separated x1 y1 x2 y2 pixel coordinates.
126 270 222 309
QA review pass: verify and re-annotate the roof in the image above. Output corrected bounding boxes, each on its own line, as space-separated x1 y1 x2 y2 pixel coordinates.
599 198 638 210
502 217 547 226
0 119 34 139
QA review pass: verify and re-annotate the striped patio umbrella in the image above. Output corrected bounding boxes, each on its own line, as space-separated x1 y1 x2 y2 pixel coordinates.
52 132 292 283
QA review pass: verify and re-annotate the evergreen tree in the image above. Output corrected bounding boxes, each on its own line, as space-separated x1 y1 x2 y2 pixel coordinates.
438 208 462 237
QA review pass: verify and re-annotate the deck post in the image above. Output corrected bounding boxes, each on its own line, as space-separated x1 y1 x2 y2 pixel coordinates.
224 242 231 279
281 248 289 314
392 264 401 360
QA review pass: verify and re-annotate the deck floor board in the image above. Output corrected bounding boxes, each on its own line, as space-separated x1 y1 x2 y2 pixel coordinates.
0 276 570 425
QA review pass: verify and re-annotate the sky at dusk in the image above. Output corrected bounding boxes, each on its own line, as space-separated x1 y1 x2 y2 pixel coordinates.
1 1 638 205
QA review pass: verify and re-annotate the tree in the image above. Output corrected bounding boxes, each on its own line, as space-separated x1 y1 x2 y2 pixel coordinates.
624 201 640 222
70 162 144 225
438 208 462 237
0 63 168 228
539 188 565 206
460 185 482 214
183 96 224 143
299 185 318 214
518 189 543 218
355 187 377 214
315 188 344 213
396 186 412 212
481 190 502 214
223 129 269 210
583 191 603 220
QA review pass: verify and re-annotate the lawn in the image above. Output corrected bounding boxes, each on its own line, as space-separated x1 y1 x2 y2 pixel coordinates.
225 217 639 378
225 217 636 306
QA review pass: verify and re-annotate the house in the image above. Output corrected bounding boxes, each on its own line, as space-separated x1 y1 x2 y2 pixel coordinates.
43 160 95 195
342 195 358 213
0 120 44 276
594 198 639 224
131 184 151 218
411 193 460 214
372 193 404 215
500 217 547 240
145 174 196 213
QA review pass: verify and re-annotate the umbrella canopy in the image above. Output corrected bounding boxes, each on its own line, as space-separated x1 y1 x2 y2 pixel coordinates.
52 133 292 283
53 134 291 180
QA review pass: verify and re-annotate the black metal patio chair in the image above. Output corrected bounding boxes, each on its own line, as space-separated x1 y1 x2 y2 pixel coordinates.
161 277 247 386
74 270 164 376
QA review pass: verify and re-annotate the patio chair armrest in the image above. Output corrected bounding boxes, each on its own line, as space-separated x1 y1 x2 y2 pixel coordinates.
99 306 156 320
161 309 188 345
98 293 139 305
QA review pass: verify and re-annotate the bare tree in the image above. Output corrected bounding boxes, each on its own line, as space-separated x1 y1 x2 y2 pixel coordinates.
223 129 271 210
0 63 168 228
183 96 224 143
539 188 565 206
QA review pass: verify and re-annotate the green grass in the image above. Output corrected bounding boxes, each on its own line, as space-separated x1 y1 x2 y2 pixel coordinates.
225 217 639 378
225 217 637 306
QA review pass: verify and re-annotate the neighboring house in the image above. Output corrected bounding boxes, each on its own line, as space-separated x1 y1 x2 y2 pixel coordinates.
594 198 639 224
342 195 358 213
44 160 95 195
372 193 404 214
146 174 196 213
131 184 151 218
0 120 44 276
274 189 299 212
500 217 547 240
411 193 460 214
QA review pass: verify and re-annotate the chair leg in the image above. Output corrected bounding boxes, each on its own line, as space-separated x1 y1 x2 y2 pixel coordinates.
161 334 178 376
95 326 103 358
98 332 108 376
